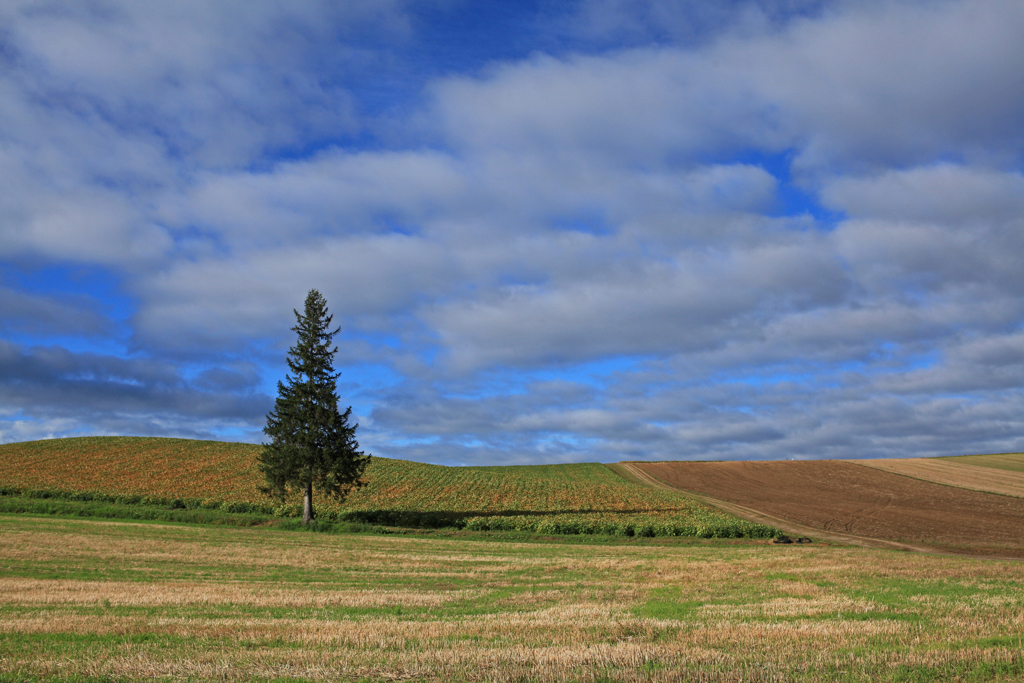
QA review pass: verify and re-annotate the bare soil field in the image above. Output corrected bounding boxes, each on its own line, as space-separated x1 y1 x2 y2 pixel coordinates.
628 460 1024 557
850 455 1024 498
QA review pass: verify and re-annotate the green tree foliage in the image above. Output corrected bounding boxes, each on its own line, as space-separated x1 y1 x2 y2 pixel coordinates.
259 289 370 525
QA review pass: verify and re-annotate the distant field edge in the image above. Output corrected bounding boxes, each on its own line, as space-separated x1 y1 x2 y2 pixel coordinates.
846 453 1024 499
941 451 1024 471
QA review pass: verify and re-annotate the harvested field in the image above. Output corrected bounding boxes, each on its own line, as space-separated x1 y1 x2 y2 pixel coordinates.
851 455 1024 499
2 515 1024 683
628 460 1024 556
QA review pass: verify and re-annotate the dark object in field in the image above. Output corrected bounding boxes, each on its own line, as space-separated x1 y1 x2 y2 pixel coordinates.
771 535 812 544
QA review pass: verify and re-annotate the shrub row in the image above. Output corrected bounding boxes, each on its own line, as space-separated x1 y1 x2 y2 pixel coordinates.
0 487 467 526
0 495 273 527
462 513 778 538
0 486 282 516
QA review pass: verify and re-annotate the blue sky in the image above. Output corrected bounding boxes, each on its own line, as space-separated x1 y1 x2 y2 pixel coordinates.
2 0 1024 465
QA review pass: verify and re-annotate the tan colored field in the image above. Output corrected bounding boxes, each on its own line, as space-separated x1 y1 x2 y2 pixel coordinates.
946 453 1024 472
850 454 1024 498
2 516 1024 682
627 460 1024 556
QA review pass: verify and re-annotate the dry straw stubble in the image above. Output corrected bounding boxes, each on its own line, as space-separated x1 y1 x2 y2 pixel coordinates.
2 517 1024 682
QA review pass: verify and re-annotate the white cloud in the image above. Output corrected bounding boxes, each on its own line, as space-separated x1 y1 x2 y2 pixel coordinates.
426 225 847 371
822 165 1024 224
431 0 1024 174
133 233 456 350
2 0 401 164
173 149 469 245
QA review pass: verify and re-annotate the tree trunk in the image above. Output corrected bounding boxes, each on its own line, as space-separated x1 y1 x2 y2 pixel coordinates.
302 481 314 526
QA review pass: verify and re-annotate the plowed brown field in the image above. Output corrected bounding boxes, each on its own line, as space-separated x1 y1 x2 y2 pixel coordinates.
629 460 1024 557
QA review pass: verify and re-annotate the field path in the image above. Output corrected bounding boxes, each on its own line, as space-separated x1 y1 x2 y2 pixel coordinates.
618 460 1024 559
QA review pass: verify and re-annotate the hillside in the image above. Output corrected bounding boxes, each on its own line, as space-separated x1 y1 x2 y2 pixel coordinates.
0 437 773 538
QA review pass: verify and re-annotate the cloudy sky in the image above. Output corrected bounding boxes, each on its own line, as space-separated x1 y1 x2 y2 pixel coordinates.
2 0 1023 465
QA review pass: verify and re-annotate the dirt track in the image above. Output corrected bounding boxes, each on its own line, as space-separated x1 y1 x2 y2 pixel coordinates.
627 460 1024 557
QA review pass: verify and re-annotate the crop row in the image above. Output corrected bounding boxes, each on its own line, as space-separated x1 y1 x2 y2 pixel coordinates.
461 513 776 537
0 437 263 501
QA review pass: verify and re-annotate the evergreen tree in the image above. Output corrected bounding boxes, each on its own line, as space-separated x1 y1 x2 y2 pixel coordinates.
259 289 369 525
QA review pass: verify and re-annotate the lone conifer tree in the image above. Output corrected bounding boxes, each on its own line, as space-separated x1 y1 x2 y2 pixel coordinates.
259 289 369 525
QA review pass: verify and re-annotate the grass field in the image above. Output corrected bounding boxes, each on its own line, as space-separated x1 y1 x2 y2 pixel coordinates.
0 437 774 538
1 515 1023 682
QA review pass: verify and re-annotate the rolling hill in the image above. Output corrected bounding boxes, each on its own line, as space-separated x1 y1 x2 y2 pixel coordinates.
0 436 772 538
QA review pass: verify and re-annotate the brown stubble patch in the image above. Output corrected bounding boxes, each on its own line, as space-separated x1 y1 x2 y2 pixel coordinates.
9 613 1023 683
5 642 745 683
0 577 481 609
